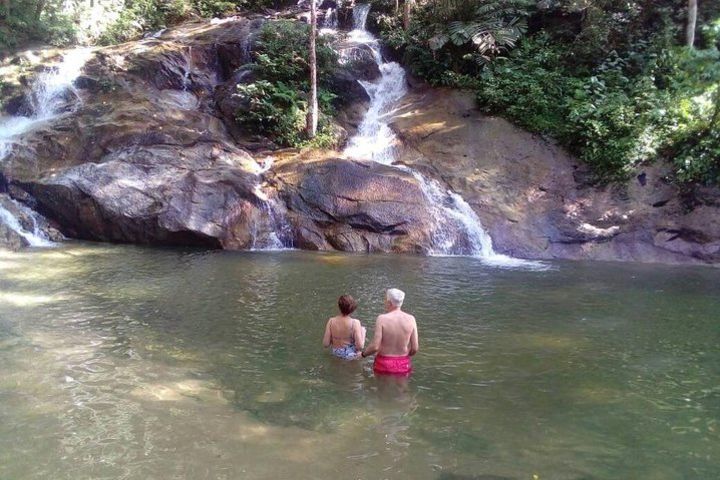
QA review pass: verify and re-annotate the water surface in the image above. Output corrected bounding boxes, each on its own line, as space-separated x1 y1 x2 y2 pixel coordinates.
0 245 718 479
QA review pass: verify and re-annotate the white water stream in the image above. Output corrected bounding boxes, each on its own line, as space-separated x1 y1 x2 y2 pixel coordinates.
0 48 91 246
0 198 55 247
0 47 92 160
341 5 531 265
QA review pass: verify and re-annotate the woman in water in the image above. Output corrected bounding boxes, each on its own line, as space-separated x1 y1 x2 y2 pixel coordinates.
323 294 366 360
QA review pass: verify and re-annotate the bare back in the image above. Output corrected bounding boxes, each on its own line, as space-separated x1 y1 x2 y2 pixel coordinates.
375 309 418 357
323 315 365 349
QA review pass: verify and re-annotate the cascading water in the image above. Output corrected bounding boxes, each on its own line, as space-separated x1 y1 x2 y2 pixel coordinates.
0 48 90 246
342 5 533 265
342 5 406 161
0 47 92 161
251 158 294 251
323 7 338 29
0 198 55 247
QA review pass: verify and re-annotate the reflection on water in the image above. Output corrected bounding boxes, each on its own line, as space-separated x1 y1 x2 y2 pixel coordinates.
0 244 719 479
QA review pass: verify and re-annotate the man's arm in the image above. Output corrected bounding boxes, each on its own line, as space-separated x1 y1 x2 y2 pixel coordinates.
408 317 419 356
322 319 332 348
361 316 383 357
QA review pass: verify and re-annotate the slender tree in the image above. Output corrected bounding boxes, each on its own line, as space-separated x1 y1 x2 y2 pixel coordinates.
686 0 697 47
306 0 318 138
403 0 414 30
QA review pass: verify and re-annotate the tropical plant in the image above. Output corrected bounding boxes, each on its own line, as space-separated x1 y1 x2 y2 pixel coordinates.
429 0 533 61
234 20 339 147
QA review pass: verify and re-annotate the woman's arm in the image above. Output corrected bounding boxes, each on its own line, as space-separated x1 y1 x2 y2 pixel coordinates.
322 319 332 348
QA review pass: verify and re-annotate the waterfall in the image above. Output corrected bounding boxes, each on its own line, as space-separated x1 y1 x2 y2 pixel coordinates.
0 47 90 247
323 7 338 29
342 5 532 265
352 3 371 30
0 47 92 162
0 198 55 247
182 46 193 91
250 159 293 251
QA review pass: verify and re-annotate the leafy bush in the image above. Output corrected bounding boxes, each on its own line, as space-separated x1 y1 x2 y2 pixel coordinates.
98 0 190 45
475 36 720 183
475 36 573 134
0 0 77 52
234 20 339 148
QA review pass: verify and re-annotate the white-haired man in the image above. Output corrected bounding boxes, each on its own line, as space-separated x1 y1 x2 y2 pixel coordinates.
361 288 419 376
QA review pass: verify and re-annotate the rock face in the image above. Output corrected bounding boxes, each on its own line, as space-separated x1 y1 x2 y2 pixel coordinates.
390 88 720 264
0 18 424 252
2 19 280 249
270 156 434 252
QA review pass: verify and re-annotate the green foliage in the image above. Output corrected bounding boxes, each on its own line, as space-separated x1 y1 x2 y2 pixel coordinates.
98 0 190 45
475 36 572 133
476 36 720 183
0 0 77 51
381 0 720 185
193 0 238 17
434 0 533 60
234 20 339 148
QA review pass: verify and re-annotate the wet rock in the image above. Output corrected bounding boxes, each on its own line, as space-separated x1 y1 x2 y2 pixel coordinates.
391 88 720 264
270 157 435 252
0 194 62 249
0 221 28 250
20 147 267 248
336 43 381 81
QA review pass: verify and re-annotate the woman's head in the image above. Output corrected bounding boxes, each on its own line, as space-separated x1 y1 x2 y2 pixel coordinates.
338 294 357 316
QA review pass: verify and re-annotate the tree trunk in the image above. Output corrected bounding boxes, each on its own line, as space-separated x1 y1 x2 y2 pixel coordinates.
686 0 697 47
403 0 414 30
35 0 46 17
306 0 318 138
395 0 399 14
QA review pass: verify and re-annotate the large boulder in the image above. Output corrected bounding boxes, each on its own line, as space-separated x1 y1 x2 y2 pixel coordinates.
390 88 720 264
270 156 435 252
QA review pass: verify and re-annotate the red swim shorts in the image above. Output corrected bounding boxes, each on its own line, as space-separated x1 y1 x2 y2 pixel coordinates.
373 354 412 376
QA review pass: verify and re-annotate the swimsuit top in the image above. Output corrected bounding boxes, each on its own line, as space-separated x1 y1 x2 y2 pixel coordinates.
332 318 357 348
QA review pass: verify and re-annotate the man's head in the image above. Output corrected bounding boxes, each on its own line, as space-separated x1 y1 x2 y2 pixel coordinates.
385 288 405 311
338 294 358 316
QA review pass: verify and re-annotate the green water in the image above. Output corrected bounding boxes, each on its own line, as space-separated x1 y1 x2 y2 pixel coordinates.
0 245 718 479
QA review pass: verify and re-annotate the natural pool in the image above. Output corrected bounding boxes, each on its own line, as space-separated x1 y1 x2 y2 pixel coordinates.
0 244 718 479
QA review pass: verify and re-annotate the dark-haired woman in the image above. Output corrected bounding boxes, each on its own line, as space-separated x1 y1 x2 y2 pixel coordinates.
322 294 367 360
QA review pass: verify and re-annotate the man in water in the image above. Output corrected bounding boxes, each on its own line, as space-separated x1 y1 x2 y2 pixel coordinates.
361 288 419 375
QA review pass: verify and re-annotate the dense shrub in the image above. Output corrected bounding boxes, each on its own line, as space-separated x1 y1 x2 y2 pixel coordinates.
98 0 190 45
234 20 339 148
0 0 77 52
476 37 720 183
376 0 720 185
97 0 292 45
